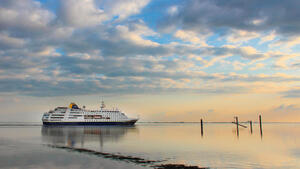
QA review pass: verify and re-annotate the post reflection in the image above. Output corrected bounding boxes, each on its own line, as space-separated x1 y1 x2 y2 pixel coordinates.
41 126 138 148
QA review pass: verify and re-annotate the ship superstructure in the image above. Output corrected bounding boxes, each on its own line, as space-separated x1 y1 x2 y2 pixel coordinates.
42 101 138 125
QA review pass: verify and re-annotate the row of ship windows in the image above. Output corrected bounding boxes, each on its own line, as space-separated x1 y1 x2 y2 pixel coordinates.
50 114 82 117
52 118 113 120
51 115 83 117
69 109 119 113
50 116 111 119
49 111 66 114
84 115 110 119
48 119 115 121
51 111 119 113
50 113 120 116
50 115 81 117
69 111 118 113
89 111 119 113
52 114 122 117
50 116 82 119
52 111 122 114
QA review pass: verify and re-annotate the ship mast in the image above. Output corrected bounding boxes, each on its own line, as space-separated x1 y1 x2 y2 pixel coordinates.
100 99 106 109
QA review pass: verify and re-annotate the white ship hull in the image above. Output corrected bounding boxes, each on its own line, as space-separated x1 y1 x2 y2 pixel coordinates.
42 102 138 126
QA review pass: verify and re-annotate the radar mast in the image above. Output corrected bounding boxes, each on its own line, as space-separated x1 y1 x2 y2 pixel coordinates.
100 99 106 109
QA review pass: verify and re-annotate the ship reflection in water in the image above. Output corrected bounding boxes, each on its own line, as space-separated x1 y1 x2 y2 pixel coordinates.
1 123 300 168
41 126 138 149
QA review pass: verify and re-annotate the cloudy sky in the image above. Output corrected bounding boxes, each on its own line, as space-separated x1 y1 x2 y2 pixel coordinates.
0 0 299 122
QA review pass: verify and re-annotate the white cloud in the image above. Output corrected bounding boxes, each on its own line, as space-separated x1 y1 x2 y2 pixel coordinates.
100 0 150 20
174 30 209 46
232 61 246 70
226 30 260 45
58 0 107 27
251 19 265 26
116 25 159 46
270 52 299 69
259 31 276 44
0 0 55 32
0 0 299 100
0 33 26 48
239 46 269 60
51 0 151 28
250 63 264 70
167 6 178 15
270 36 300 51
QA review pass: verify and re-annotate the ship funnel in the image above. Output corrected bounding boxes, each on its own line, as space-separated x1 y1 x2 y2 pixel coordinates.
69 102 79 109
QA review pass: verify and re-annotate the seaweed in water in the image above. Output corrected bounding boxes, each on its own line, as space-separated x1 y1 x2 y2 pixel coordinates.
153 164 209 169
46 145 209 169
46 144 162 165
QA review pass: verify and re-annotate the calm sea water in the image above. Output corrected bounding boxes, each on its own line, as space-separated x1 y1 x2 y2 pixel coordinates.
0 122 300 169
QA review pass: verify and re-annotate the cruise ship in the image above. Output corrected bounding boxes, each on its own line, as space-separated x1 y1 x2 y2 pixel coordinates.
42 101 138 125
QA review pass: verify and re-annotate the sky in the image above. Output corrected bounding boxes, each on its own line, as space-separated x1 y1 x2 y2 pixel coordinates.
0 0 299 122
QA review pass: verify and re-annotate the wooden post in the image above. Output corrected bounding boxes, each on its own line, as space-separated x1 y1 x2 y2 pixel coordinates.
235 116 239 137
200 118 203 137
249 120 253 134
259 115 263 137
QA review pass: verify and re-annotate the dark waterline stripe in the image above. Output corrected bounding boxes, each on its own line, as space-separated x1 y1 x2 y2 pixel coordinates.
42 121 137 126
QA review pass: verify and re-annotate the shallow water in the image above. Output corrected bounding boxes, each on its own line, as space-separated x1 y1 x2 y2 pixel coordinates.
0 123 300 169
